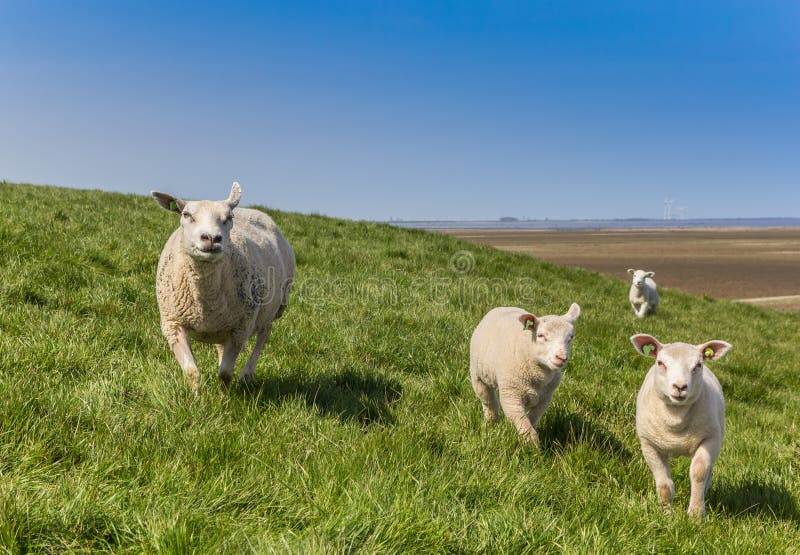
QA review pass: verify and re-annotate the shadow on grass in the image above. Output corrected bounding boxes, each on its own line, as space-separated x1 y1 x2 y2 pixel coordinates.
711 477 800 522
538 412 632 460
238 369 403 426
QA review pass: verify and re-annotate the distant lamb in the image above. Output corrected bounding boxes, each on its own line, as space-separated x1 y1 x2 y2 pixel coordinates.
630 333 731 519
627 269 659 318
470 304 581 445
151 183 295 392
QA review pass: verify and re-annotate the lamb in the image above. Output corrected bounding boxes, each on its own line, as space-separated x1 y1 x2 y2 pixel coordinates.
151 182 295 392
627 268 659 318
470 303 581 445
630 334 732 519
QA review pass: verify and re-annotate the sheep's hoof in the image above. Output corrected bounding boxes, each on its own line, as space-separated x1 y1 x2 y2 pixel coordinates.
218 372 234 387
183 367 200 394
687 505 706 520
238 371 255 386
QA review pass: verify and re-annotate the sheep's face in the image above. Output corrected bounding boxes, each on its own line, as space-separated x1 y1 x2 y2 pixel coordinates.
627 269 654 288
630 334 732 407
653 343 705 406
152 183 242 262
178 200 235 261
521 303 580 371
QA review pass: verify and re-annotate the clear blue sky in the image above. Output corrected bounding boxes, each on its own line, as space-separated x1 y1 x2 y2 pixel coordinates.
1 1 798 220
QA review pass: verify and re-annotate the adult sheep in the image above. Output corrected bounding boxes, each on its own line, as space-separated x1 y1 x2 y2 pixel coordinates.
151 182 295 392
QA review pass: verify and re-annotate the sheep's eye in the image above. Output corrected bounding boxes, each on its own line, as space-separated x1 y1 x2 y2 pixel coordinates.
224 215 233 224
693 362 702 372
537 334 547 341
657 361 666 370
182 211 193 221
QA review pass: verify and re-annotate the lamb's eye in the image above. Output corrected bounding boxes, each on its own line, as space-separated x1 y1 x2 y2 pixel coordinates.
537 334 547 341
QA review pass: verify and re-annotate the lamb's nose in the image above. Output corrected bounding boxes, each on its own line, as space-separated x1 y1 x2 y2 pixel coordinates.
200 233 213 243
212 234 223 244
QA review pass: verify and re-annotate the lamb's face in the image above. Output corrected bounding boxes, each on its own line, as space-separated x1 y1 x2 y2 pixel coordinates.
630 334 732 407
179 200 234 261
629 269 649 288
653 343 704 406
524 303 580 371
533 316 576 370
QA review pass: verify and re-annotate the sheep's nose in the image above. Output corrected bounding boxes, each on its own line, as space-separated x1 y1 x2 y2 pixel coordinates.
212 234 223 244
555 354 567 363
200 233 213 243
672 383 688 393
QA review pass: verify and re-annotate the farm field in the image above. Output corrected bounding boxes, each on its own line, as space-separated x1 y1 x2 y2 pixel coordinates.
442 228 800 311
0 182 799 552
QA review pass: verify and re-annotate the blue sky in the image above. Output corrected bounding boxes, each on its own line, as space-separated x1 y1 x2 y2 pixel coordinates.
1 1 798 220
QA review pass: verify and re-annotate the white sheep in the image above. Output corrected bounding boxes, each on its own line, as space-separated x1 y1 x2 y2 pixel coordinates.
151 182 295 392
630 334 732 519
470 304 581 445
627 268 659 318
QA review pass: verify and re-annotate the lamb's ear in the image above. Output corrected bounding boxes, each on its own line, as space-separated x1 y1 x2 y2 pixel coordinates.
227 182 241 208
564 303 580 324
519 313 537 331
645 271 655 278
151 191 186 214
627 268 635 274
698 340 732 361
631 334 661 358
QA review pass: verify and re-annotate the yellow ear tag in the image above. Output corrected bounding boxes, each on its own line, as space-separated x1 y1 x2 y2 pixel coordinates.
704 347 714 358
169 200 177 211
524 319 535 330
643 344 654 356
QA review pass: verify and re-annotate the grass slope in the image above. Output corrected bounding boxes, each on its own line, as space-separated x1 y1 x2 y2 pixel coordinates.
0 182 798 553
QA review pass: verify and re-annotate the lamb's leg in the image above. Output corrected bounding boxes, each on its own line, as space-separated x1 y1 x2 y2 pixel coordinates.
499 389 537 444
216 344 225 365
166 324 200 394
688 441 719 519
523 386 556 432
636 303 649 319
239 325 272 384
218 338 245 386
470 372 499 422
640 441 674 508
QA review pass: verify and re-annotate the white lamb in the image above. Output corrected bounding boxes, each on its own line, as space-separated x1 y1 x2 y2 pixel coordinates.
151 183 295 392
627 268 659 318
630 333 732 519
470 304 581 445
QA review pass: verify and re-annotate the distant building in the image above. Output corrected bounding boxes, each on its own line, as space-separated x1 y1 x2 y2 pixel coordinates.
499 216 519 222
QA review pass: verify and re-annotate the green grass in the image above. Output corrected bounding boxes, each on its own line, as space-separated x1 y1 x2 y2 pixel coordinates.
1 181 799 553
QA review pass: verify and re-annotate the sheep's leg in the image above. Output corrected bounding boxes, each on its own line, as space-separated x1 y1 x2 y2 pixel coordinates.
636 303 649 319
640 441 674 508
688 442 718 519
470 372 499 422
215 344 225 365
499 389 538 444
239 325 272 384
523 386 556 432
217 339 245 386
166 324 200 393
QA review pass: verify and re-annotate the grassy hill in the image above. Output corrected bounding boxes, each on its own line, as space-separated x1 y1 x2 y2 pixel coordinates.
0 181 798 553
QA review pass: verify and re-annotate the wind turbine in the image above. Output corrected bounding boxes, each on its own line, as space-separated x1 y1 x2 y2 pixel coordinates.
663 198 674 220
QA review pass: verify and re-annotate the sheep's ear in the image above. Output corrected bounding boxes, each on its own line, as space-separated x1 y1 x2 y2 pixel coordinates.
645 271 655 278
698 340 732 361
564 303 580 324
151 191 186 214
227 182 241 208
519 314 537 331
627 268 635 274
631 334 661 358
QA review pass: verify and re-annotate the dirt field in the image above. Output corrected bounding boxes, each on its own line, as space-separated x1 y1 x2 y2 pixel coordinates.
442 227 800 312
